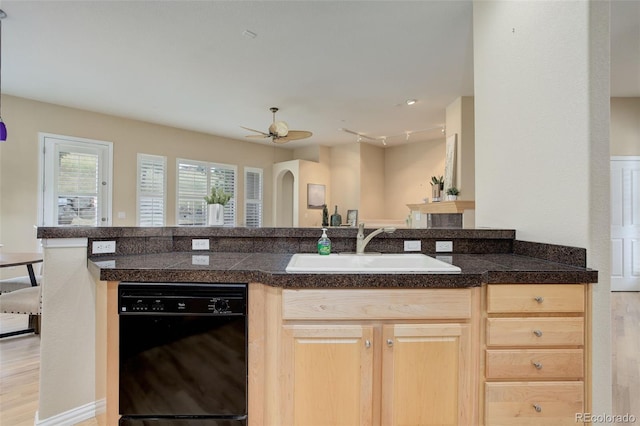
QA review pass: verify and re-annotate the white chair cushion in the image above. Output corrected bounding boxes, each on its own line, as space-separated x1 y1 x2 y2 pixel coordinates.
0 275 42 293
0 286 41 314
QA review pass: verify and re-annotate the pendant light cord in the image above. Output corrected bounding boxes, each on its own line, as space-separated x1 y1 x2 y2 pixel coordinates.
0 9 5 116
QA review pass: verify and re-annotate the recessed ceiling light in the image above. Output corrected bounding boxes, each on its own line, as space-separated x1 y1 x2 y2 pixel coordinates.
242 30 257 39
406 99 417 106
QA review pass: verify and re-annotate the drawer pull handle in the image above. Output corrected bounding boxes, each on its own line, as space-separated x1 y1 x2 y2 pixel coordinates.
533 329 543 337
387 338 394 347
534 296 544 303
365 340 371 349
533 404 542 413
532 361 543 369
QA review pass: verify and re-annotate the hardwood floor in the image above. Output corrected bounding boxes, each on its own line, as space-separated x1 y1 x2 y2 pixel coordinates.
1 293 639 425
612 291 640 420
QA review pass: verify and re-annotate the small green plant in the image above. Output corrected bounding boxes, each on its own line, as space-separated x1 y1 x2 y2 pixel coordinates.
446 187 460 196
431 175 444 186
204 186 232 205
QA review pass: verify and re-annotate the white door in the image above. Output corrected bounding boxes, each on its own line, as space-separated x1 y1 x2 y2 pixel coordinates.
40 134 113 227
611 157 640 291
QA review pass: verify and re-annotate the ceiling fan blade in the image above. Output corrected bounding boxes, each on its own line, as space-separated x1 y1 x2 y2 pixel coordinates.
241 126 270 136
277 130 313 142
246 134 270 139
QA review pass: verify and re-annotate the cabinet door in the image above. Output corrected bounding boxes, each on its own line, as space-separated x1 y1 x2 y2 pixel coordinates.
282 324 374 426
381 323 472 426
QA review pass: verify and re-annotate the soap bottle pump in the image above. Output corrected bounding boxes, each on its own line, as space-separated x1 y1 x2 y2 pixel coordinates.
317 228 331 255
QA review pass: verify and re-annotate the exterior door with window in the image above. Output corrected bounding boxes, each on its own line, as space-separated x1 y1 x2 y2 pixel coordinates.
41 134 112 226
611 157 640 291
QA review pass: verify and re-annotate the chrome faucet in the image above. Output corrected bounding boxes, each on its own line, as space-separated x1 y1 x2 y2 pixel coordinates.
356 223 396 254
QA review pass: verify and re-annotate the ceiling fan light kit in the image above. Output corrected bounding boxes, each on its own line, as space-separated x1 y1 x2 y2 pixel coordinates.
242 107 312 144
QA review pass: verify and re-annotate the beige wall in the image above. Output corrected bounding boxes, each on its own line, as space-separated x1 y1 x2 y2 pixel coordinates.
0 95 292 253
359 143 385 221
329 143 360 221
611 97 640 156
298 159 331 227
446 96 475 200
384 138 446 220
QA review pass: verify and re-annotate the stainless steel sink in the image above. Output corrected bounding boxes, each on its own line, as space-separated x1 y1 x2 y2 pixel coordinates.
285 253 461 274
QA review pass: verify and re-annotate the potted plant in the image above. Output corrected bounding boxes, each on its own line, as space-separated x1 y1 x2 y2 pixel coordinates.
430 176 444 201
204 186 231 226
446 186 460 201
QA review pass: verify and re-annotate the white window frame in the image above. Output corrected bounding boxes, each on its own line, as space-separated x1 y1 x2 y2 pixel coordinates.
38 133 113 227
176 158 237 226
137 153 167 226
244 167 263 228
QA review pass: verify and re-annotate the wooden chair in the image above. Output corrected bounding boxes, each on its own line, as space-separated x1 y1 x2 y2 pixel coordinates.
0 280 42 338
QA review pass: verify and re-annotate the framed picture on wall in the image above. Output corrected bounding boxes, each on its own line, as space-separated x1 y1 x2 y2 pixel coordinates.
347 209 358 227
307 184 325 209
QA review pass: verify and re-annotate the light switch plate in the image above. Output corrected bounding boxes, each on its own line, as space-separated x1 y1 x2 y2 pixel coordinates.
404 240 421 251
192 239 210 250
92 240 116 254
435 241 453 252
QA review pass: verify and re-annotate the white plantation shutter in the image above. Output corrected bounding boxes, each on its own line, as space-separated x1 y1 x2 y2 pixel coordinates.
137 154 166 226
245 167 263 227
210 164 237 226
56 150 99 226
177 159 236 226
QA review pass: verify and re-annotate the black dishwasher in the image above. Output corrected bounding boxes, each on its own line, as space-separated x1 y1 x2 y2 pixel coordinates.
118 282 247 426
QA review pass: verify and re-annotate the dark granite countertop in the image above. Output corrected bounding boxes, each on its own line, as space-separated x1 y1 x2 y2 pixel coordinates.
88 251 597 289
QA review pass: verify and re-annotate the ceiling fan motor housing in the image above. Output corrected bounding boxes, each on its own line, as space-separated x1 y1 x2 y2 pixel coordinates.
269 121 289 137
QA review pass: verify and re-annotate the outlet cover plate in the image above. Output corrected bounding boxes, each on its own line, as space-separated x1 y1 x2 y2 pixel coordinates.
404 240 421 252
92 240 116 254
435 241 453 252
192 239 210 250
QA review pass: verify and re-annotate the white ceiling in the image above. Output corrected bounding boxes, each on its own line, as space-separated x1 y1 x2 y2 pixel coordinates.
1 1 638 149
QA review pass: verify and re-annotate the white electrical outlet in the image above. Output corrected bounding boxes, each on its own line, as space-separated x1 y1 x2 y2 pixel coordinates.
192 239 210 250
435 241 453 252
192 255 210 265
92 240 116 254
404 240 421 251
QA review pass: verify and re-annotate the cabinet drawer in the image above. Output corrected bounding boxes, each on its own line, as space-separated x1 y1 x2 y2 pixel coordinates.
282 288 472 320
485 382 584 425
486 349 584 380
487 318 584 347
487 284 584 314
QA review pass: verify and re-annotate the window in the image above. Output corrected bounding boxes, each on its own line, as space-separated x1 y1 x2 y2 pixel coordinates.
40 134 112 226
245 167 263 227
177 159 236 226
137 154 167 226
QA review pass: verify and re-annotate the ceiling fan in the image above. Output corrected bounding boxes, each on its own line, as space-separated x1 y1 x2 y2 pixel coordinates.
241 107 312 144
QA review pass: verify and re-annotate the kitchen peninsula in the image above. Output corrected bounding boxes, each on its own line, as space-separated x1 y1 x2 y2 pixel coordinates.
37 226 597 425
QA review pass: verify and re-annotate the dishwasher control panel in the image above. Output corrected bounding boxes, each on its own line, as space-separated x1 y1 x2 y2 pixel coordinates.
118 282 247 315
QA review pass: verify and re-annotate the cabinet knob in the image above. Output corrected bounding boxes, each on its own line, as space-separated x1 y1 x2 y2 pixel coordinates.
365 340 371 349
387 338 394 347
533 404 542 413
532 361 543 370
533 329 543 337
534 296 544 303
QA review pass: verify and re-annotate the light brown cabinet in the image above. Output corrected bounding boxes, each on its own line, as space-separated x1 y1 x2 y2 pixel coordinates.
482 284 590 426
252 286 479 426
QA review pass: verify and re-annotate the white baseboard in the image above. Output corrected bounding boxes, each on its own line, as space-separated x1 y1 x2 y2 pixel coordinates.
35 398 105 426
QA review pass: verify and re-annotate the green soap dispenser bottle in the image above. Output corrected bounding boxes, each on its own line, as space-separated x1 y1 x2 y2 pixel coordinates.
317 228 331 255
